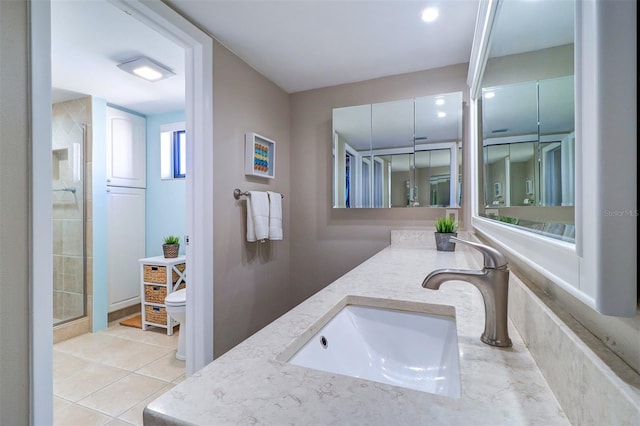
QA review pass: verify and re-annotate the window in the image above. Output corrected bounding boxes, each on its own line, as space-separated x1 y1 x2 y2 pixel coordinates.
161 122 186 179
173 130 186 178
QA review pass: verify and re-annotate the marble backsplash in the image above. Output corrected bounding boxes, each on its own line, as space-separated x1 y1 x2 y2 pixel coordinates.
508 270 640 424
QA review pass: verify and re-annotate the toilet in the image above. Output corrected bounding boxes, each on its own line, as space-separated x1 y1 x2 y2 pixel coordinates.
164 288 186 360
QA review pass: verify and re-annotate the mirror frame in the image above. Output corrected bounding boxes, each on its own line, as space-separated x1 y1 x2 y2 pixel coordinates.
468 0 636 316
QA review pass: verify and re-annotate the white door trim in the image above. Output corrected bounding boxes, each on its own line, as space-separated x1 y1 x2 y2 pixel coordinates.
30 1 214 422
30 2 54 423
106 0 215 376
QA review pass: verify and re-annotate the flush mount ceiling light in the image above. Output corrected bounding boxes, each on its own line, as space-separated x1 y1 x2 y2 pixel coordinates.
435 98 445 106
421 7 439 23
117 57 175 82
484 91 496 99
437 112 447 118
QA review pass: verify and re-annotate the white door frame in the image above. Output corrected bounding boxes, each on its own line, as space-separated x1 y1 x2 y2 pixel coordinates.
30 1 214 422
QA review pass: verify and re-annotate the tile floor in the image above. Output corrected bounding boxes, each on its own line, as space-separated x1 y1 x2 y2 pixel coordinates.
53 316 184 425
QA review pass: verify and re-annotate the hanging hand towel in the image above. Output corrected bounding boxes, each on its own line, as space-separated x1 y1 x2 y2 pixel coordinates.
267 191 283 240
246 191 269 242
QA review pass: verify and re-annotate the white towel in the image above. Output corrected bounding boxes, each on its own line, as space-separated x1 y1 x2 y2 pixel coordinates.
267 191 283 240
246 191 269 242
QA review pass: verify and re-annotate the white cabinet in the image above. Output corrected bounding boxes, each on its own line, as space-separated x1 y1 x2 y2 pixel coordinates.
107 186 146 312
139 255 186 335
106 106 146 188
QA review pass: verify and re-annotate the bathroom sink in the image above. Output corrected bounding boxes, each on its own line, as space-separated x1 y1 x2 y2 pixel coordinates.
284 300 461 398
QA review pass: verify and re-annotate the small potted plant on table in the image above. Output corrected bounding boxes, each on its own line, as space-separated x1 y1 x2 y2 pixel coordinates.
434 217 458 252
163 235 180 258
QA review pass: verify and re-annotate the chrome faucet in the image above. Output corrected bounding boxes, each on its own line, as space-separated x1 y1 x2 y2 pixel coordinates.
422 237 512 348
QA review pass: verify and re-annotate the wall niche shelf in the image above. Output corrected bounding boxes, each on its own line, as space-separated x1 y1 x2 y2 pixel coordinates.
245 132 276 179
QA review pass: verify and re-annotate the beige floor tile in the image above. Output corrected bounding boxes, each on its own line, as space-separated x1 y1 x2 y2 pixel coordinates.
77 373 168 417
105 419 134 426
103 323 180 349
54 396 72 413
54 332 122 357
53 323 179 424
171 374 186 385
58 332 172 370
54 402 114 426
135 352 185 382
54 362 129 402
116 384 174 426
53 351 93 385
98 339 173 371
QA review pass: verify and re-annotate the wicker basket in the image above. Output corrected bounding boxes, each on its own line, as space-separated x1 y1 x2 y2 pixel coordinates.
144 285 167 304
172 263 186 283
144 265 167 284
145 305 167 325
163 243 179 258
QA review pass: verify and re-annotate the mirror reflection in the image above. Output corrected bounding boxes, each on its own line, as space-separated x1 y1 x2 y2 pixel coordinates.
333 92 462 208
478 0 575 241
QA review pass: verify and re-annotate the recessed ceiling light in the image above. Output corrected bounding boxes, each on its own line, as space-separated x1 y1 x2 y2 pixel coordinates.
421 7 439 23
117 57 175 82
435 98 445 106
484 91 495 99
437 112 447 118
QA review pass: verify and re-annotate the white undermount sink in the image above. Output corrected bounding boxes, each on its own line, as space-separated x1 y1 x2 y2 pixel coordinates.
283 298 461 398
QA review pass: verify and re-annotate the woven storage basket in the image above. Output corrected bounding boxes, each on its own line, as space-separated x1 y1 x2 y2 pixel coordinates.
144 265 166 284
145 305 167 325
163 244 179 258
172 263 186 283
144 285 167 304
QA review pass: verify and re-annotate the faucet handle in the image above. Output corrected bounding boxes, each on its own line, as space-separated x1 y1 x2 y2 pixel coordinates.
450 237 508 269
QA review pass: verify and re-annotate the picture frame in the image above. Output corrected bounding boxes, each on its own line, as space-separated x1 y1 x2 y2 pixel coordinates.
525 179 533 195
493 182 502 198
245 132 276 179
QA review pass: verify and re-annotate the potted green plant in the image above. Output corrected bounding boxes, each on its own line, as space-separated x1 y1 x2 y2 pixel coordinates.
163 235 180 258
434 217 458 251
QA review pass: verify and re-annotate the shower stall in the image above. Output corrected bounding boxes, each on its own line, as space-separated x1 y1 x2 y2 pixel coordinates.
52 96 91 327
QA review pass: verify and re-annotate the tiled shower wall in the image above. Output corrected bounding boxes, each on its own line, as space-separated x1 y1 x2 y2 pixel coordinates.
52 96 92 328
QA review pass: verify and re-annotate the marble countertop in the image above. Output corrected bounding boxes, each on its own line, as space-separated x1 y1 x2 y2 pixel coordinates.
144 231 569 425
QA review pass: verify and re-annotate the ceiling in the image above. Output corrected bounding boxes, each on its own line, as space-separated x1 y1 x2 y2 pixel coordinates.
51 0 573 120
51 0 480 115
51 0 185 115
165 0 480 93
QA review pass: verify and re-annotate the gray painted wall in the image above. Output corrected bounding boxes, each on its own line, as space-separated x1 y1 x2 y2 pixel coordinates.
0 0 30 423
289 63 470 305
212 40 291 357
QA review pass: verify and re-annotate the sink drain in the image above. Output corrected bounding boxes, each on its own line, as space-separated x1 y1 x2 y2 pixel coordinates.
320 336 328 349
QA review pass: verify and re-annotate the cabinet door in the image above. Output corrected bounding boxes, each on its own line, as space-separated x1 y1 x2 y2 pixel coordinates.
106 107 146 188
107 186 146 312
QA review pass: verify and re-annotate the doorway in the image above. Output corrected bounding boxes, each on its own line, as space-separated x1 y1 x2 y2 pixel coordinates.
31 0 214 422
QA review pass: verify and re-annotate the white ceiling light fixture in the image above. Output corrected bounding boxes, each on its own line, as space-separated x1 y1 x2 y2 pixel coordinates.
435 98 445 106
421 7 439 23
437 112 447 118
117 56 175 82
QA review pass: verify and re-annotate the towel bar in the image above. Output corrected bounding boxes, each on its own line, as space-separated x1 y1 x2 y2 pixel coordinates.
233 188 284 200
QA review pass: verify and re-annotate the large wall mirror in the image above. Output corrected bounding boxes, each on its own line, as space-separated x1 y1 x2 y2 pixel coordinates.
469 0 636 316
478 0 575 241
333 92 462 208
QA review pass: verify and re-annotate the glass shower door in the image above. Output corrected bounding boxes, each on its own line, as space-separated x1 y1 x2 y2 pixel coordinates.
52 100 87 325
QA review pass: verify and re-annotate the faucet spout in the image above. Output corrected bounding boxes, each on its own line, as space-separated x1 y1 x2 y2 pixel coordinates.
422 268 486 290
422 239 512 348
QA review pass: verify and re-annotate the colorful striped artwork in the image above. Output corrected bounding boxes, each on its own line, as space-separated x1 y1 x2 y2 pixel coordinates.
254 143 270 173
